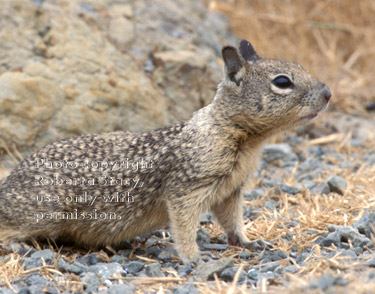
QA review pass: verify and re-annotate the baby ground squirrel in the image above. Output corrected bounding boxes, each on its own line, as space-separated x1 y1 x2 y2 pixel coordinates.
0 40 331 263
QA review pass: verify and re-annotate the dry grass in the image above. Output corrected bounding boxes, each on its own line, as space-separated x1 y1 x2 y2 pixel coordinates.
209 0 375 116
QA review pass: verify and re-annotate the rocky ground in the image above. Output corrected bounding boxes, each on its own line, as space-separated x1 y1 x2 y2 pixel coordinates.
1 132 375 293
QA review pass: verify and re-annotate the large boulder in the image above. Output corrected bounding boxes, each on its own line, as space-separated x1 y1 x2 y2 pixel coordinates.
0 0 235 168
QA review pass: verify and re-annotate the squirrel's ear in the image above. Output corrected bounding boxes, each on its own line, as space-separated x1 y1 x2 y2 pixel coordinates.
239 39 259 61
222 46 244 86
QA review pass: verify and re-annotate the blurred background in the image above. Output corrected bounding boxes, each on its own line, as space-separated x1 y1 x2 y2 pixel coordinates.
211 0 375 115
0 0 374 171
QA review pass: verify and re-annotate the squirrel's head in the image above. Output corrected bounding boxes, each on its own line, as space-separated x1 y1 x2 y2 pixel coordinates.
215 39 331 135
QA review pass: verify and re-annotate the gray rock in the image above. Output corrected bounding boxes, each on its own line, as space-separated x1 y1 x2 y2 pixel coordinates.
145 263 165 277
319 232 341 248
77 254 99 266
146 236 160 248
200 213 213 225
339 249 357 259
0 0 234 165
243 188 265 200
324 225 373 249
327 175 347 195
260 261 280 272
296 252 310 265
309 274 335 291
158 244 178 262
118 250 132 258
275 266 284 275
285 220 300 228
23 253 58 271
353 212 375 239
309 274 348 291
265 199 277 211
202 244 229 251
58 259 88 275
81 272 100 293
263 144 294 163
30 249 54 263
196 228 211 247
220 266 246 282
123 261 145 274
89 263 126 279
284 265 298 273
239 250 252 260
280 183 303 195
25 285 58 294
110 255 124 264
196 257 234 280
247 268 261 280
106 284 136 294
311 182 330 195
147 245 163 258
352 235 372 248
350 139 363 147
25 275 47 286
216 235 228 244
22 257 41 271
363 154 375 166
258 250 287 263
353 247 363 255
256 272 276 284
177 265 192 278
0 288 15 294
304 181 317 191
173 283 198 294
368 258 375 268
244 207 262 220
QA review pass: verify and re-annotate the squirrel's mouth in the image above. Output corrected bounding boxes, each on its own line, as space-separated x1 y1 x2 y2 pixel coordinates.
303 113 318 120
300 102 329 121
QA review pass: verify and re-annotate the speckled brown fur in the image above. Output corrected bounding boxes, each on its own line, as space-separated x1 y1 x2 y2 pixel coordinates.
0 40 331 263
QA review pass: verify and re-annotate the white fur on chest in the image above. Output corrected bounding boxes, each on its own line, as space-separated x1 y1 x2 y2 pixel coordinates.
214 141 264 204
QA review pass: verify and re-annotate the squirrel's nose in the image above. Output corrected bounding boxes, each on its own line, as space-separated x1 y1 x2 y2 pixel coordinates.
323 87 332 102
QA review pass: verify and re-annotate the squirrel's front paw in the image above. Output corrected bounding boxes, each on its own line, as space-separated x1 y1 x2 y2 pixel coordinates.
228 233 273 251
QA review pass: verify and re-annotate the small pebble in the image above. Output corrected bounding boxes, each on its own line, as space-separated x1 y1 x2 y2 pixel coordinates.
89 263 126 279
123 261 145 274
284 265 298 273
196 228 211 247
367 258 375 268
196 257 234 280
280 183 302 195
263 144 294 163
327 175 347 195
105 284 136 294
265 199 277 211
260 261 280 272
202 244 229 251
145 263 165 277
220 266 246 282
353 212 375 238
173 283 198 294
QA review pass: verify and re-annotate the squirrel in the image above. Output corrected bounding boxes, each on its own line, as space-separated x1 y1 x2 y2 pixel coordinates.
0 40 331 264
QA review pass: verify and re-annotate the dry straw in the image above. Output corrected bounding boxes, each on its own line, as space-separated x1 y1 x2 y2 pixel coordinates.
209 0 375 115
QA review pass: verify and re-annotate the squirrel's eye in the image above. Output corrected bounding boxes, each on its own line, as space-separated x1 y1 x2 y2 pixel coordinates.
272 75 294 89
